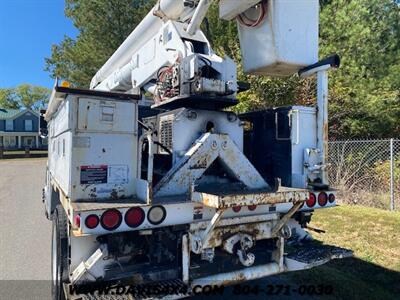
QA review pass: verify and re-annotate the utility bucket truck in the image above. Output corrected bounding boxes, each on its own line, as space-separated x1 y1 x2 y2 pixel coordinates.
42 1 351 299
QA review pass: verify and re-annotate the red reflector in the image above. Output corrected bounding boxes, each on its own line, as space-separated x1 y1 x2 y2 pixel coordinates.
306 193 316 207
85 214 99 229
101 209 122 231
125 207 145 228
74 214 81 228
248 205 257 211
318 192 328 207
232 206 242 213
328 193 336 203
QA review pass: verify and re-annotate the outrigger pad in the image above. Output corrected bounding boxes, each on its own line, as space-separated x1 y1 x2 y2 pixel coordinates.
151 95 238 111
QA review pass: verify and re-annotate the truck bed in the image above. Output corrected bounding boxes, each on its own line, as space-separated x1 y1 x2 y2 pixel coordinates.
192 184 308 208
71 185 308 213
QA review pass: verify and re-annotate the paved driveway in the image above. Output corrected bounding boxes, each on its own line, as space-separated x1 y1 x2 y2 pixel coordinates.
0 158 51 299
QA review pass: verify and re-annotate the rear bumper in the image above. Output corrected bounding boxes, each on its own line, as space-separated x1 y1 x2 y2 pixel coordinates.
66 244 352 300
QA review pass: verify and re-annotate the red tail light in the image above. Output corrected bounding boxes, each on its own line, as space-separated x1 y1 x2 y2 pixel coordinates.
85 214 99 229
318 192 328 207
306 193 316 207
232 206 242 213
74 214 81 228
328 193 336 203
248 205 257 211
125 207 145 228
101 209 122 231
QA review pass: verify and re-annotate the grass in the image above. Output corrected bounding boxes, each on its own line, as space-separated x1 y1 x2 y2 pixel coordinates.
287 205 400 300
338 190 398 211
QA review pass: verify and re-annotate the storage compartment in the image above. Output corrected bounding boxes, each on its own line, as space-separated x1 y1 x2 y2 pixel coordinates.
238 0 319 76
77 98 136 132
240 106 317 189
47 92 139 201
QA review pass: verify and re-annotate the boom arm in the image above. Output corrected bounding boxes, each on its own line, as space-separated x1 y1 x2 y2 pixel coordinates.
91 0 238 106
91 0 320 107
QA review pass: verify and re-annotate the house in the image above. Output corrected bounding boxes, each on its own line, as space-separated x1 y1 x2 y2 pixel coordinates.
0 108 47 149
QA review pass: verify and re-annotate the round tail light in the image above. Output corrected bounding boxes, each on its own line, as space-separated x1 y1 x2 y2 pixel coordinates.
306 193 316 207
318 192 328 207
248 205 257 211
101 209 122 231
147 206 166 225
328 193 336 203
125 207 145 228
85 214 99 229
232 206 242 213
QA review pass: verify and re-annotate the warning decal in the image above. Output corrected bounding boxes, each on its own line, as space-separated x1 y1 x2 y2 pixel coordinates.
108 165 128 184
80 165 108 184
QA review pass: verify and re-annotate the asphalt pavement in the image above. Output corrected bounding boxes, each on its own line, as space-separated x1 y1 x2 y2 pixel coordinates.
0 158 51 299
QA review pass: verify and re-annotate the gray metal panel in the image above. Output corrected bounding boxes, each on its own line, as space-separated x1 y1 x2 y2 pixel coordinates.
47 92 139 201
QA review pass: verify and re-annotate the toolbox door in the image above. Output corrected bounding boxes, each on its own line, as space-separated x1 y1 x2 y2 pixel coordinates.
77 98 136 133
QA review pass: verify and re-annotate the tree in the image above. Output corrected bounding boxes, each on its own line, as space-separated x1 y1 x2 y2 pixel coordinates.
205 0 400 139
45 0 156 88
46 0 400 139
320 0 400 139
0 84 50 110
0 88 19 109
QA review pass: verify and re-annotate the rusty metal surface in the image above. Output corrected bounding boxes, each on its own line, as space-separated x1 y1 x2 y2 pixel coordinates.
195 220 277 249
190 214 280 250
286 243 353 265
190 213 279 231
271 201 303 236
192 187 308 208
192 262 280 287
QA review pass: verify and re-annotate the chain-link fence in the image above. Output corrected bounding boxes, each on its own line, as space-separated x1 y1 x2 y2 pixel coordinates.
327 139 400 211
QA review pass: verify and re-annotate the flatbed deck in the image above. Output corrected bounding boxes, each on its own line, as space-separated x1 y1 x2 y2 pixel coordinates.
192 186 308 208
71 186 308 212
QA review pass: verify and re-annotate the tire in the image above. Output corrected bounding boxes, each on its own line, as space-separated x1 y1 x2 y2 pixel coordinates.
52 205 69 300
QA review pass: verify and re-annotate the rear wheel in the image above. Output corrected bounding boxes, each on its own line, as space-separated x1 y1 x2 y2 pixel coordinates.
52 205 69 300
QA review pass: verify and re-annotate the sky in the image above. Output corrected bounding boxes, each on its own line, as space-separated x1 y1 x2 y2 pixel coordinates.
0 0 77 89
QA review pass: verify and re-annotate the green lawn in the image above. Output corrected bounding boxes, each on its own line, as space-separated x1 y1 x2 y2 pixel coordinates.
288 205 400 300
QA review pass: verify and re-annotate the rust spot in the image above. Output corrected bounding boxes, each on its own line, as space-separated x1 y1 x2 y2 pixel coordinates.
190 158 208 169
110 189 118 200
88 187 97 199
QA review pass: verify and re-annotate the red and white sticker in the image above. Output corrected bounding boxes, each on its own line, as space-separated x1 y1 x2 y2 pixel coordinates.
80 165 108 184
